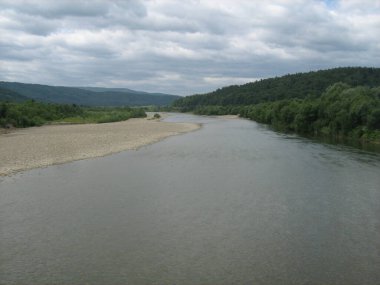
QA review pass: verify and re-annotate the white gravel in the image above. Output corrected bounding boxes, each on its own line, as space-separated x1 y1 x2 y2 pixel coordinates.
0 118 200 176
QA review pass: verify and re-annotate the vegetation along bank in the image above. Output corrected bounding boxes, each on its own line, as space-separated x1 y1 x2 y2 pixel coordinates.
172 67 380 144
0 100 146 128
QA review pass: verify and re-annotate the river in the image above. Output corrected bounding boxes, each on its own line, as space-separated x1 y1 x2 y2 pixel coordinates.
1 114 379 284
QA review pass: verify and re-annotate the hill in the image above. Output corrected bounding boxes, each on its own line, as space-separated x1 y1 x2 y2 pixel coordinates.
172 67 380 144
0 82 180 106
0 87 29 102
173 67 380 110
78 87 172 97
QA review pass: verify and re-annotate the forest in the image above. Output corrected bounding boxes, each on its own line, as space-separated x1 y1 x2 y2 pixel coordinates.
0 100 146 128
173 67 380 110
172 67 380 143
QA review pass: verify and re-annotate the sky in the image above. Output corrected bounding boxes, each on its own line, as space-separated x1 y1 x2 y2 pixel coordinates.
0 0 379 95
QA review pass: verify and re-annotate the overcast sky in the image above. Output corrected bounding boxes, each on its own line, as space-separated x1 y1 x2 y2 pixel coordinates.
0 0 379 95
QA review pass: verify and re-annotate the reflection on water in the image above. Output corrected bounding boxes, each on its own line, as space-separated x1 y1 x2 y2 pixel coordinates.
1 114 380 285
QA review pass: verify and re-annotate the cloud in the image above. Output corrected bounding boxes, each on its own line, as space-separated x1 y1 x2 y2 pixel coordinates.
0 0 110 18
0 0 379 95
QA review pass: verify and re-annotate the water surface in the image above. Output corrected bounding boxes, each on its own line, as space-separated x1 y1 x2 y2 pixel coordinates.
1 114 379 284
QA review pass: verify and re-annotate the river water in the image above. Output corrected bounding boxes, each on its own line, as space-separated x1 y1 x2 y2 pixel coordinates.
1 114 379 285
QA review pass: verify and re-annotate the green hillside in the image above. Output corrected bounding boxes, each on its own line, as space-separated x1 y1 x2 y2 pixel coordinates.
0 82 180 106
173 67 380 110
172 67 380 143
0 87 29 102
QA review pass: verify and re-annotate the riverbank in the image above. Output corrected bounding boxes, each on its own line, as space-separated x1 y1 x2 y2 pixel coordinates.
0 115 200 176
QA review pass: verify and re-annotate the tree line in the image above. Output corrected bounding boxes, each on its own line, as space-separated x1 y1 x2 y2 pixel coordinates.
193 83 380 142
173 67 380 110
172 67 380 143
0 100 146 128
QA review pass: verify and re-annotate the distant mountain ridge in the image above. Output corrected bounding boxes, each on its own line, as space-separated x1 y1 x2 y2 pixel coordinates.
78 87 171 97
0 82 180 106
0 87 29 102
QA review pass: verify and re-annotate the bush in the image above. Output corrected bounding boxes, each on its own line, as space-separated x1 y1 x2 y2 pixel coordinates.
0 102 147 128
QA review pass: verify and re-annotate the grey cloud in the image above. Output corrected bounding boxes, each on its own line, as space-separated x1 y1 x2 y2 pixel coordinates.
2 13 60 35
1 0 109 18
110 0 147 18
0 0 380 95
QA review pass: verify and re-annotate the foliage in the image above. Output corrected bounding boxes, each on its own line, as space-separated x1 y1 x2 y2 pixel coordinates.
153 113 161 119
0 101 146 128
61 107 146 124
172 67 380 143
243 83 379 137
173 67 380 110
191 84 380 142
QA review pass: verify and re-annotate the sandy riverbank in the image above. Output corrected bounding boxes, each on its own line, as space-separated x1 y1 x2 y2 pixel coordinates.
0 116 200 176
215 115 239 119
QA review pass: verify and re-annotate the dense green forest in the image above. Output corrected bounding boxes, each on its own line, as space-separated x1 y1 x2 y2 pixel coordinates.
0 82 180 106
193 84 380 141
172 67 380 143
173 67 380 110
0 100 146 128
